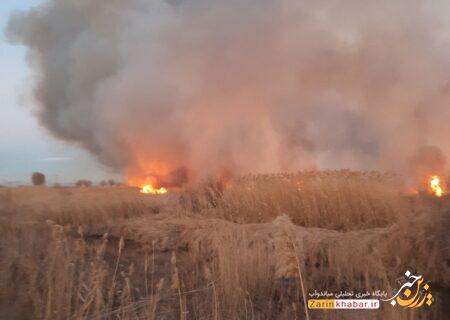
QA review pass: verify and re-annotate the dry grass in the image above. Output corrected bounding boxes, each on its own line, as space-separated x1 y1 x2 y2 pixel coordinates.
0 171 448 319
184 170 407 230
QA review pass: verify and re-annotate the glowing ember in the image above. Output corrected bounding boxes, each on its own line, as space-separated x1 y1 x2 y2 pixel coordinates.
140 184 168 194
429 175 444 197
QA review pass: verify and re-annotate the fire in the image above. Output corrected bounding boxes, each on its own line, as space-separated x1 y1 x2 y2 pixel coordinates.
125 160 169 194
140 184 168 194
429 175 444 197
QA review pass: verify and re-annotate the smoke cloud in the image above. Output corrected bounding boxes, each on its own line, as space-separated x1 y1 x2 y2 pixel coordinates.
6 0 450 186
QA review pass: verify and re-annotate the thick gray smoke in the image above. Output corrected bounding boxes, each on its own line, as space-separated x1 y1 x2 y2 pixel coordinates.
6 0 450 185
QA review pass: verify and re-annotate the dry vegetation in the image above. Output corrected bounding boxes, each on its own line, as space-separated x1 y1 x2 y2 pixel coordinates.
0 170 448 319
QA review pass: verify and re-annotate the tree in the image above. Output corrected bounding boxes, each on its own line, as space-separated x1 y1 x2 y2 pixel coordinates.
31 172 46 186
75 179 92 187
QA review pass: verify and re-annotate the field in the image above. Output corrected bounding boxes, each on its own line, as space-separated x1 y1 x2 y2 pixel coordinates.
0 170 448 320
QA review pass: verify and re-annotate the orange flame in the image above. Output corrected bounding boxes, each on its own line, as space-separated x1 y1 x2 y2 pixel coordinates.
125 159 169 194
429 175 444 197
140 184 167 194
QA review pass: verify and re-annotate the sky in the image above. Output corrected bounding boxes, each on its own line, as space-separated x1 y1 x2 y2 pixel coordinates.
0 0 120 185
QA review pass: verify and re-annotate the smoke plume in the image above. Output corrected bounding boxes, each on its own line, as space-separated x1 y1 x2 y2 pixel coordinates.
6 0 450 186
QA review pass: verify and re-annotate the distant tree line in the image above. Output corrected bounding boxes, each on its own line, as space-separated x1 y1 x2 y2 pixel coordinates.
75 179 92 187
77 179 119 187
29 172 120 187
99 179 118 186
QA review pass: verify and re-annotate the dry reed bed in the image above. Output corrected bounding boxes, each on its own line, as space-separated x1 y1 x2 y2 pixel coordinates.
103 208 448 319
0 170 449 319
1 211 447 319
186 170 406 230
